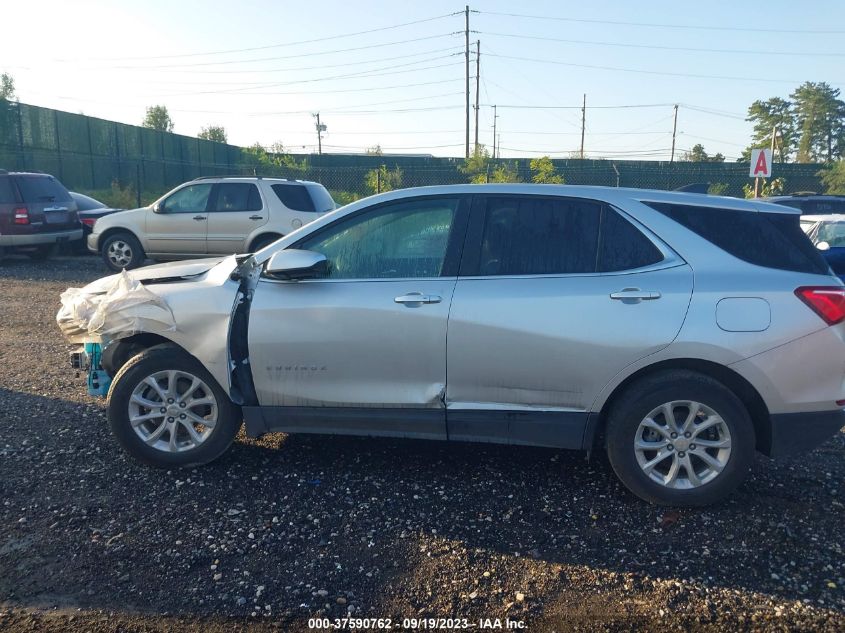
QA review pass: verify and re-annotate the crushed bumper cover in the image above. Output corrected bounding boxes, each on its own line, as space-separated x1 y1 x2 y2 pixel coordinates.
763 409 845 457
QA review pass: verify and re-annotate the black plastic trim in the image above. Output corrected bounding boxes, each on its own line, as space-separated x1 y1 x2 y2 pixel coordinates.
447 409 588 449
763 409 845 457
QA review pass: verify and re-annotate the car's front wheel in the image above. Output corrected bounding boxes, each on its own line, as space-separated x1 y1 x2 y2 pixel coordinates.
605 370 755 506
107 345 241 468
102 231 145 271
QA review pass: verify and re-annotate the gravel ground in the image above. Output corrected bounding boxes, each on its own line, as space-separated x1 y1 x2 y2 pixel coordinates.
0 255 844 632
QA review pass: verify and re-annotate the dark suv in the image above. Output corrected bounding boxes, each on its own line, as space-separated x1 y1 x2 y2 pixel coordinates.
764 193 845 215
0 170 81 259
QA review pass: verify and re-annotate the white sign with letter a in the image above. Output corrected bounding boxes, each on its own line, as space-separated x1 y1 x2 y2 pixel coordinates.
750 148 773 178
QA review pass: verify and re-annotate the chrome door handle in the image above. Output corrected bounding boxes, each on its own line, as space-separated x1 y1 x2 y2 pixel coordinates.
394 293 442 305
193 215 207 221
249 215 264 220
610 288 661 302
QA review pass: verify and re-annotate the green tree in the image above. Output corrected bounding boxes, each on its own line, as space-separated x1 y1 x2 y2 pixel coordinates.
365 164 403 194
819 161 845 194
239 142 306 176
791 82 845 162
0 72 15 100
681 143 725 163
198 125 227 143
742 177 785 199
365 144 383 156
142 105 174 132
744 97 795 162
529 155 564 183
489 162 522 183
459 145 491 183
707 182 730 196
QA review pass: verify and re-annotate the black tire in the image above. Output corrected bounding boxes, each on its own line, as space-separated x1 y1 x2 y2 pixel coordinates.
101 231 145 271
27 243 56 260
249 234 282 252
107 344 242 468
605 370 755 506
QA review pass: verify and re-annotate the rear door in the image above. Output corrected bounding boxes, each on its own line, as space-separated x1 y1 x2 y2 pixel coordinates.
146 183 213 254
206 182 267 254
445 195 693 447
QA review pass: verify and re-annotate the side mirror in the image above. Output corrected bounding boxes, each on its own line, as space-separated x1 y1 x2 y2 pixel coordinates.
265 249 328 280
817 241 831 251
153 202 164 214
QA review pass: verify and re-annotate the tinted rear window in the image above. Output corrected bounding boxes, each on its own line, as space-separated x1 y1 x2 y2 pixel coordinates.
647 202 830 275
307 185 336 212
212 183 262 212
271 184 316 212
0 176 15 203
71 193 106 211
15 176 72 203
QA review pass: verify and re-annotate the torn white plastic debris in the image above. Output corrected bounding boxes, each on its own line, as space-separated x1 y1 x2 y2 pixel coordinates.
56 270 177 343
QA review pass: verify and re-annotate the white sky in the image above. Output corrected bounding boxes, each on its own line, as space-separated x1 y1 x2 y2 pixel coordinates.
2 0 843 160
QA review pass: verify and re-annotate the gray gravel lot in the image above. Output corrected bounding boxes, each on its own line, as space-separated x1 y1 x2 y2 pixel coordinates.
0 255 844 632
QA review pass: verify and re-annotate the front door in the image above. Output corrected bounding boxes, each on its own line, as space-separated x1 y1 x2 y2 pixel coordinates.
248 195 469 439
446 195 693 447
146 183 212 255
206 182 267 254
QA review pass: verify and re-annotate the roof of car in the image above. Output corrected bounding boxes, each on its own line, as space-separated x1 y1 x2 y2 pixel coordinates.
802 214 845 222
352 184 797 214
766 194 845 201
189 175 322 186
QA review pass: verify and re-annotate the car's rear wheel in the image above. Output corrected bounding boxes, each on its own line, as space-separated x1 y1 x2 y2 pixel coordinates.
107 345 241 468
102 231 145 271
606 370 755 506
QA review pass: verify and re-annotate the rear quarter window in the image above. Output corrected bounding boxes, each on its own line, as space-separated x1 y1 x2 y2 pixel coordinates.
271 184 316 212
0 176 15 203
646 202 831 275
15 176 72 203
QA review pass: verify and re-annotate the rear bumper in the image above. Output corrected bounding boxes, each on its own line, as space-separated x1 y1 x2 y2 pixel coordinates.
0 228 82 246
762 409 845 457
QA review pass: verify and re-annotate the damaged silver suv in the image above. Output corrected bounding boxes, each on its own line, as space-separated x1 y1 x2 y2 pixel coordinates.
58 184 845 506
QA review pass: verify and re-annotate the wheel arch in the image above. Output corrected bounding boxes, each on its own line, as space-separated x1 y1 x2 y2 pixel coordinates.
102 334 193 378
585 358 771 454
247 232 283 252
98 226 145 252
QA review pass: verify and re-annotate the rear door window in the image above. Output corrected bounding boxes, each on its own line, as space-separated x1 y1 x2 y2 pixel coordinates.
597 207 664 272
15 176 72 203
476 196 601 276
211 183 262 212
271 184 316 212
646 202 830 275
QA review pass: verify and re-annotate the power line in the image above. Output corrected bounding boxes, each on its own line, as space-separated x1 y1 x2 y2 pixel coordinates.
486 102 675 110
480 31 845 57
477 10 845 34
483 53 840 84
57 12 461 62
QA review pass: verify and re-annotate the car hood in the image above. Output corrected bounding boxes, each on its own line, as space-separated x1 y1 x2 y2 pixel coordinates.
128 257 228 282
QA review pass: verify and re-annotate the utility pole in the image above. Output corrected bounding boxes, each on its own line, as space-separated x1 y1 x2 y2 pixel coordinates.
313 112 326 155
580 94 586 159
492 105 498 159
670 104 678 163
464 5 470 159
474 39 480 153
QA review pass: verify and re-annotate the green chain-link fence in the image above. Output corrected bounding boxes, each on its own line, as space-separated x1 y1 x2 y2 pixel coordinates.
0 101 829 206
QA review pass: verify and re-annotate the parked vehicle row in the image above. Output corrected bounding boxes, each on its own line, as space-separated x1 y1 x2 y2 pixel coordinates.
57 184 845 506
1 170 335 264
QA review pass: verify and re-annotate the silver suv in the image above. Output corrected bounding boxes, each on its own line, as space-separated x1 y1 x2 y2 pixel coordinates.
88 176 335 271
58 184 845 506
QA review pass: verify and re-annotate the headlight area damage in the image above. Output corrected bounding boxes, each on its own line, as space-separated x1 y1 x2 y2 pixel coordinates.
56 256 258 400
57 271 179 395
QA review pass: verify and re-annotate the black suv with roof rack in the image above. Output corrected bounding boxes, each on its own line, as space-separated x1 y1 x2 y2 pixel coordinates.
0 170 81 259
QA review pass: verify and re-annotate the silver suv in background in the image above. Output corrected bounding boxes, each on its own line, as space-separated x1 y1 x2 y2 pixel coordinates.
58 185 845 506
88 176 335 271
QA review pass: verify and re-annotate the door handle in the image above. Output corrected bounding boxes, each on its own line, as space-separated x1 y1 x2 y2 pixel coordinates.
394 293 442 305
193 215 207 221
610 288 661 303
249 215 264 220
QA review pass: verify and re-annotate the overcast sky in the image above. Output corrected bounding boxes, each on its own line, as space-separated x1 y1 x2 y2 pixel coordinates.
2 0 843 160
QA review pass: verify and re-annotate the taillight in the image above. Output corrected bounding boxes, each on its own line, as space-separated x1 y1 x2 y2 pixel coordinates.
80 217 97 228
13 206 29 225
795 286 845 325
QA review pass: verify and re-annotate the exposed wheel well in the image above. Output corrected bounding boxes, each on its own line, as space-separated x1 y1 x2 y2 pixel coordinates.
102 333 185 377
590 358 771 453
248 233 283 252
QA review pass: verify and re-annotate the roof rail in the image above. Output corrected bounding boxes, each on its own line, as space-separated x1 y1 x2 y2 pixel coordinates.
191 174 262 181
